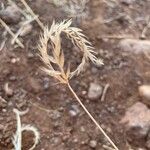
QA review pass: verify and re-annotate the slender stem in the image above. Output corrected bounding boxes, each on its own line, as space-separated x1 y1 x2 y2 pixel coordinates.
13 109 22 150
0 18 24 48
67 83 119 150
20 0 45 30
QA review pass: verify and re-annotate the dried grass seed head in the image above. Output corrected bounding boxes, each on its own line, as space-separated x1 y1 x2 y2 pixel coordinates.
38 19 103 83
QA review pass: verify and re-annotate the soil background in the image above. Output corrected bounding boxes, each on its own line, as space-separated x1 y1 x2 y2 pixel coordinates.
0 0 150 150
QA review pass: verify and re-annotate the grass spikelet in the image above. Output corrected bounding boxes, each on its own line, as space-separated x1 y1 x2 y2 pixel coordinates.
39 19 103 82
38 20 118 150
12 109 40 150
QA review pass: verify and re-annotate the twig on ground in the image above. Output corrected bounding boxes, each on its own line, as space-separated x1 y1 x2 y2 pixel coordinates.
0 39 6 51
0 96 7 103
102 0 119 7
0 30 7 51
101 84 110 102
12 108 40 150
0 18 24 48
103 144 117 150
7 0 27 17
11 16 37 45
20 0 44 30
29 101 50 114
99 35 135 39
101 13 125 24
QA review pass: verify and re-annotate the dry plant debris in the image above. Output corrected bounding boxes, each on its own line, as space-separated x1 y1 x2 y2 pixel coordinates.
38 19 118 150
8 0 38 43
101 83 110 102
12 109 40 150
11 16 35 45
0 18 24 48
20 0 45 30
141 16 150 39
0 0 43 49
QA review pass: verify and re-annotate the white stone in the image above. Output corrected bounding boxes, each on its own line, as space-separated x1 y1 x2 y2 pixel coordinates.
88 83 102 100
89 140 97 148
120 102 150 143
119 39 150 54
139 85 150 100
121 0 135 5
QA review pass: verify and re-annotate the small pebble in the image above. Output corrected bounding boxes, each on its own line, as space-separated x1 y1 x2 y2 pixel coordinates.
2 109 7 112
80 126 86 132
43 77 50 90
11 58 20 64
9 76 17 81
139 85 150 100
120 102 150 145
27 52 34 59
89 140 97 148
88 83 103 100
73 138 78 143
107 106 115 113
139 85 150 106
69 110 78 117
82 90 87 95
69 105 80 117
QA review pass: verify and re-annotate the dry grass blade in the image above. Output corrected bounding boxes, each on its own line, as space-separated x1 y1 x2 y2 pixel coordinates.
0 39 6 51
101 83 110 102
12 109 40 150
0 18 24 48
20 0 44 30
21 125 40 150
11 16 37 45
38 20 118 150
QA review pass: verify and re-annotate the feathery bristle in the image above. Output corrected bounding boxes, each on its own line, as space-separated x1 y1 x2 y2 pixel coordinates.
38 19 103 83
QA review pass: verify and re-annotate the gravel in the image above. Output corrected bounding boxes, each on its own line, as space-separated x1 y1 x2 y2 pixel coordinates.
88 83 103 100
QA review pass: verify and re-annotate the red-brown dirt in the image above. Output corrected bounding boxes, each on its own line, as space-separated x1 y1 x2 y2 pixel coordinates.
0 0 150 150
